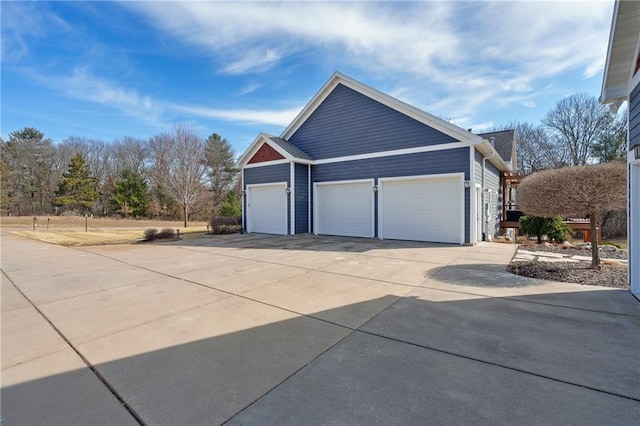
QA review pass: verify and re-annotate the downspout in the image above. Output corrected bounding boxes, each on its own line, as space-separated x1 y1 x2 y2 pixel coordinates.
481 137 496 241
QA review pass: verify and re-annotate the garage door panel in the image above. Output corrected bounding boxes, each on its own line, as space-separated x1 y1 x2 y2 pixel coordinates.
381 176 462 244
315 181 373 238
248 184 287 235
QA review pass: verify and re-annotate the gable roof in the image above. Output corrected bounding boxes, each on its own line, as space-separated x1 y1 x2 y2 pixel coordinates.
281 72 484 145
237 133 312 167
601 0 640 103
477 129 516 169
238 72 510 171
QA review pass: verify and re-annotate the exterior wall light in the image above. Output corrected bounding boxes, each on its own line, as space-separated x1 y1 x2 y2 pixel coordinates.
285 187 291 194
464 180 470 188
372 185 378 192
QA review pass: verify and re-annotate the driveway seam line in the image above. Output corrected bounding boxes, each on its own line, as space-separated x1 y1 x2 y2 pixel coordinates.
355 328 640 402
75 246 639 403
416 282 638 318
220 330 356 425
0 269 147 426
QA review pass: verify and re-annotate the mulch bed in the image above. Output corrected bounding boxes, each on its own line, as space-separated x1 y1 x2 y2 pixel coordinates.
508 244 629 289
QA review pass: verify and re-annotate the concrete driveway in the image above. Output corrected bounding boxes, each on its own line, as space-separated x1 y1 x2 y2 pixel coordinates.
1 232 638 425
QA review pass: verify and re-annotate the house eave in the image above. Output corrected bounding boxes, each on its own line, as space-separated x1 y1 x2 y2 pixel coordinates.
600 0 640 104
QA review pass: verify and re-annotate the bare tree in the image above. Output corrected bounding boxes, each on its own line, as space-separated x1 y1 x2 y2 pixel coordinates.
490 122 566 173
543 93 613 166
204 133 237 217
149 125 206 227
518 162 626 269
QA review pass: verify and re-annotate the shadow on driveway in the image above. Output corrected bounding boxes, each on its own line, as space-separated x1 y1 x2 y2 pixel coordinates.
3 290 638 425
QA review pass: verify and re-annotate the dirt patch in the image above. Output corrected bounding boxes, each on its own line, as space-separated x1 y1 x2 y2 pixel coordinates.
510 243 628 289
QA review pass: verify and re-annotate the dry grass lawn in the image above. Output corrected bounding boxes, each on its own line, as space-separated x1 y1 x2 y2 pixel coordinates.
2 216 209 247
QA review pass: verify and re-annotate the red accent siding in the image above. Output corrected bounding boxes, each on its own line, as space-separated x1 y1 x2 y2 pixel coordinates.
248 143 285 164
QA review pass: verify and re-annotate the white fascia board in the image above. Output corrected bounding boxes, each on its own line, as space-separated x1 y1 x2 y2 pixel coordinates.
281 71 483 145
601 0 622 102
236 133 293 168
474 140 510 172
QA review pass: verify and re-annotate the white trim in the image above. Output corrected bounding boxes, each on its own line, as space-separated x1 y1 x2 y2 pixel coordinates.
241 168 245 231
629 158 640 295
281 72 484 145
245 182 288 235
601 0 622 103
469 146 477 244
236 133 303 167
313 141 469 165
307 164 311 233
290 162 295 235
377 173 465 245
313 178 375 238
243 159 290 169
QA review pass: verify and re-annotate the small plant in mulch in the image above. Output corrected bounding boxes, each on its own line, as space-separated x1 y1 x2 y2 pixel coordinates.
157 228 176 239
209 216 241 235
141 227 177 242
143 228 158 241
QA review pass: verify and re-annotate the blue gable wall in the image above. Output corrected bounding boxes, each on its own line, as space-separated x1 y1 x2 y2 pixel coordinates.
295 163 309 234
630 81 640 149
288 83 458 159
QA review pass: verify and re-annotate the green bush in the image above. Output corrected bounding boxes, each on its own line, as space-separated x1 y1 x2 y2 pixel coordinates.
519 216 571 244
220 192 241 217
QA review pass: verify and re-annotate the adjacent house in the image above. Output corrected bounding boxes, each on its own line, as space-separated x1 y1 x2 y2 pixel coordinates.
600 0 640 294
237 72 514 245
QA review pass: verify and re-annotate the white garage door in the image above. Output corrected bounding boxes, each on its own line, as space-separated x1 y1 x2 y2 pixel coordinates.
315 180 373 238
379 174 463 244
247 183 287 235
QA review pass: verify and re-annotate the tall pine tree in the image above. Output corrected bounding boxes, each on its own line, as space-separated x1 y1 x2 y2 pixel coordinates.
54 154 99 214
110 169 149 218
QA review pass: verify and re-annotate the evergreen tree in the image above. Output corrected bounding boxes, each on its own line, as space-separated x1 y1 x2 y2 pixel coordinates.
54 154 99 213
110 169 149 217
219 190 241 217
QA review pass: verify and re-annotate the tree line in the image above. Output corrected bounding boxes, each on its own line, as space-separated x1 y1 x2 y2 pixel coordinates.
0 125 239 227
504 93 627 173
0 93 626 227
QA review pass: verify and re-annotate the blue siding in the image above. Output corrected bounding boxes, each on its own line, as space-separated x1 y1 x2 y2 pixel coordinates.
312 148 470 182
295 163 309 234
243 163 291 234
474 149 501 240
312 148 471 243
630 81 640 149
288 84 458 159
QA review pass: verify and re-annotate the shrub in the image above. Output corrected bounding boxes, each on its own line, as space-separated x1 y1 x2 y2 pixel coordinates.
143 228 158 241
220 192 241 217
157 228 176 239
211 216 241 234
519 216 571 244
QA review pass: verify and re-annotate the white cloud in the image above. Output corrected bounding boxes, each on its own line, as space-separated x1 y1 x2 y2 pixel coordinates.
29 67 164 125
122 0 613 126
171 104 302 127
222 48 283 75
238 82 263 96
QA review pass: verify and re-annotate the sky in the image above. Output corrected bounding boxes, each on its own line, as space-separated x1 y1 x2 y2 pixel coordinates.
1 0 616 155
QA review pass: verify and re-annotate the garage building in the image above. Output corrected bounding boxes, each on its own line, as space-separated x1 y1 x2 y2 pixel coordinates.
238 72 514 244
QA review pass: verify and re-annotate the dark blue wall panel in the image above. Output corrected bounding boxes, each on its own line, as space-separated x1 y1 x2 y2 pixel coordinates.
312 148 469 182
244 163 290 186
288 83 458 159
295 163 309 234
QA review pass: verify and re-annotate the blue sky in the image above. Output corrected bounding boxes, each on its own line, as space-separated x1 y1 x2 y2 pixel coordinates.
1 0 615 155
